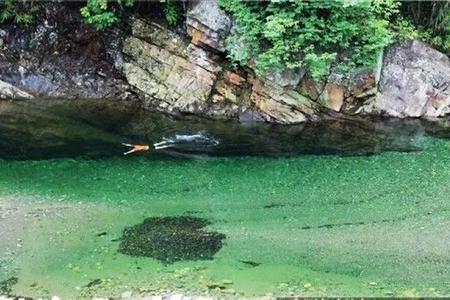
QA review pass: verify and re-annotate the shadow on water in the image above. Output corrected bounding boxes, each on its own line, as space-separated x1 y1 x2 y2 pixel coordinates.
118 216 226 264
0 98 448 160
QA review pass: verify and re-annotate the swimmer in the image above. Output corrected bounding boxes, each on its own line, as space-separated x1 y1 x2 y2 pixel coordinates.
122 133 218 155
121 143 150 155
122 140 175 155
153 137 175 150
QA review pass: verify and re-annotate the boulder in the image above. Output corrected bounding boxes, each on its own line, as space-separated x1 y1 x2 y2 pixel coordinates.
346 69 377 98
0 80 33 99
297 69 378 114
186 0 231 52
299 76 324 101
377 40 450 118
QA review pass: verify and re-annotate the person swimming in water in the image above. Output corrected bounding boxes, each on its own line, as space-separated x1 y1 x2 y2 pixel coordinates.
122 140 176 155
121 143 151 155
122 132 219 155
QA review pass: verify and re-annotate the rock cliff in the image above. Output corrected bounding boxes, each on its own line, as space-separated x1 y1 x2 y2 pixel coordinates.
0 1 449 124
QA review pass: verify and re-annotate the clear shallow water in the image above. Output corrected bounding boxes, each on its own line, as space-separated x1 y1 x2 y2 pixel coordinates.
1 99 450 298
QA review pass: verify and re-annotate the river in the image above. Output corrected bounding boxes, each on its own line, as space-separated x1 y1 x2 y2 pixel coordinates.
0 99 449 298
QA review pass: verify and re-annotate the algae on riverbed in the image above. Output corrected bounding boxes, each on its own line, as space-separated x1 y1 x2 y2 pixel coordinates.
119 216 225 263
0 277 18 295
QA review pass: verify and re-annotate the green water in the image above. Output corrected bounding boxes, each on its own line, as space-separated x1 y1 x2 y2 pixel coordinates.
2 143 450 298
1 100 450 298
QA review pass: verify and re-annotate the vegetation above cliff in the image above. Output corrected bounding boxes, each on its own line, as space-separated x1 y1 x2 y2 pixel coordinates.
218 0 449 79
219 0 390 79
0 0 38 26
0 0 448 80
79 0 181 30
76 0 449 80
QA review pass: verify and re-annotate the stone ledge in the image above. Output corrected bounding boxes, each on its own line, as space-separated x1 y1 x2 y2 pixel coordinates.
0 80 34 99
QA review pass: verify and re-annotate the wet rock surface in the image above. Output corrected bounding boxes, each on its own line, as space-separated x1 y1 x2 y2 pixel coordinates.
122 18 248 120
118 216 225 263
250 76 318 124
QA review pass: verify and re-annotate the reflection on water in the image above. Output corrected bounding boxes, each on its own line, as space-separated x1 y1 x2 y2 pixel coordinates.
0 98 445 160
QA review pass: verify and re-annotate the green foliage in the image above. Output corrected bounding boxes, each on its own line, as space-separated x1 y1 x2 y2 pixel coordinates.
417 29 450 55
0 0 39 26
80 0 123 31
371 1 449 54
80 0 181 30
218 0 395 80
399 1 450 55
164 1 179 26
371 0 400 20
401 1 449 34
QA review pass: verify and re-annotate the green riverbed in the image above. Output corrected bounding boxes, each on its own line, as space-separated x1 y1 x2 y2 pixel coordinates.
0 100 450 298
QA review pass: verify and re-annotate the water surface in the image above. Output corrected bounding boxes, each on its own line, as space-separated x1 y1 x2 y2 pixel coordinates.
1 99 449 298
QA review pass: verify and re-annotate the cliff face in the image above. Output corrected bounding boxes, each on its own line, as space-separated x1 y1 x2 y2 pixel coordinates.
0 4 132 100
0 1 449 124
121 19 243 119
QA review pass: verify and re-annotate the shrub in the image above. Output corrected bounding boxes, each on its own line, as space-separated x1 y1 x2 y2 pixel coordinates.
399 1 449 55
80 0 181 30
0 0 39 26
219 0 450 78
80 0 130 31
218 0 396 80
164 1 179 26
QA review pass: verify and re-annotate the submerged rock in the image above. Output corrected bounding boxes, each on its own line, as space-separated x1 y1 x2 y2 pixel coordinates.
118 216 225 264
